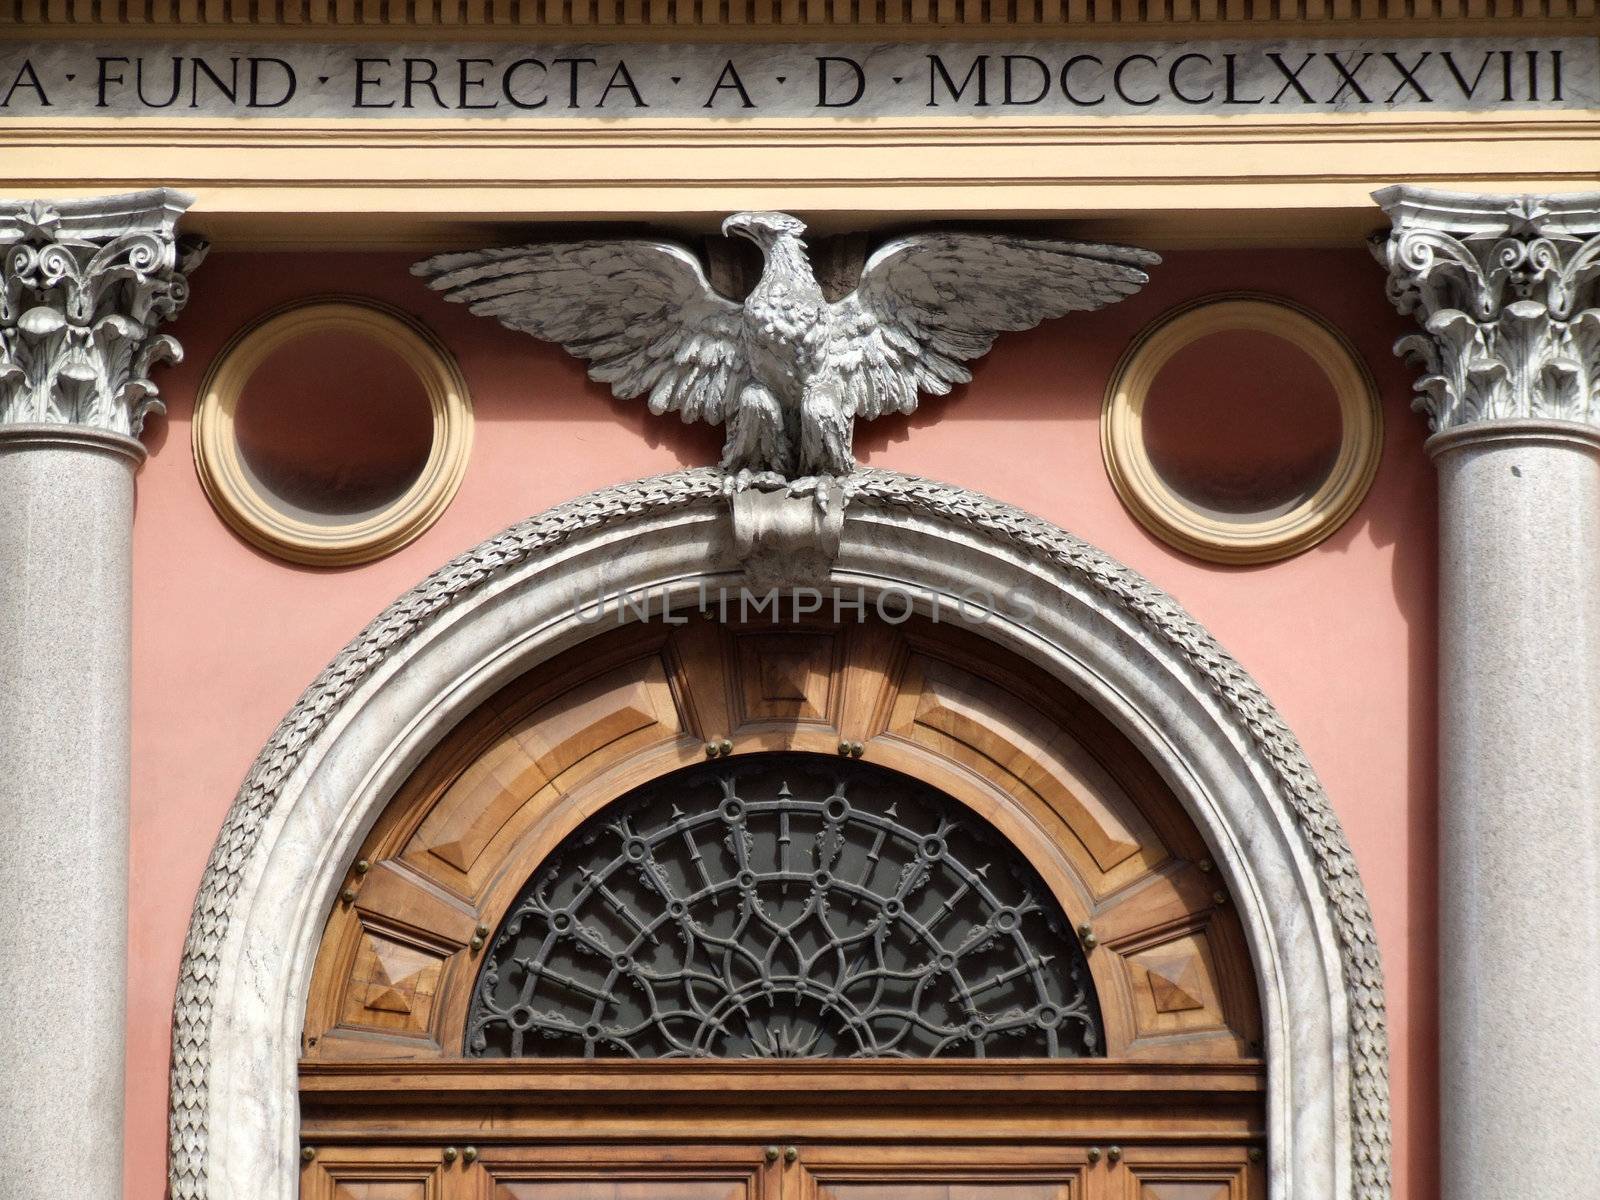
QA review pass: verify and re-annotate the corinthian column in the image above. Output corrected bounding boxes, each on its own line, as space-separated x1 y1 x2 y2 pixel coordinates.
0 191 197 1200
1376 186 1600 1199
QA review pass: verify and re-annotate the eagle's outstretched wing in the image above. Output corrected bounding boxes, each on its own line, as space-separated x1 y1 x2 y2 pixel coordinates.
827 234 1160 421
414 240 743 424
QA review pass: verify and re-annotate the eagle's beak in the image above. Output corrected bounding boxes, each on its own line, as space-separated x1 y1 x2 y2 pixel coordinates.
722 214 756 243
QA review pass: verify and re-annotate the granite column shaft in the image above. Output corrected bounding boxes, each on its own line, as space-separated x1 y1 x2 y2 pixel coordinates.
0 191 196 1200
1377 185 1600 1198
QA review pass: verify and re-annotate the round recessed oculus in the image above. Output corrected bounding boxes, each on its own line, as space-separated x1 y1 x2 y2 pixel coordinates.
1102 295 1382 564
194 299 472 566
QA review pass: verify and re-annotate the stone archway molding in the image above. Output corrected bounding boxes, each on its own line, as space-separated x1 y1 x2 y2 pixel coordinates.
169 467 1389 1200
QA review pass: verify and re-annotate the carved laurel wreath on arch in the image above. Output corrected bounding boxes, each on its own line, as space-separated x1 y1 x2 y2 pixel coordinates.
168 467 1389 1200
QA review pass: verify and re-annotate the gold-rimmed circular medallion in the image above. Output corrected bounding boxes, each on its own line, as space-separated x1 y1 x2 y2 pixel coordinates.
1102 294 1381 565
193 298 472 566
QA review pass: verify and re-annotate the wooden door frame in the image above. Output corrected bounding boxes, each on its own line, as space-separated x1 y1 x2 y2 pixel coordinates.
170 467 1388 1200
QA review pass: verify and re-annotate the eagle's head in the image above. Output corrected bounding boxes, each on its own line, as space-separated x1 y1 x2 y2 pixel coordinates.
722 211 807 250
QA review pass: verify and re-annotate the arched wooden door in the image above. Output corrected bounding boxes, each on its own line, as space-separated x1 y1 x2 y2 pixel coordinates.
299 614 1264 1200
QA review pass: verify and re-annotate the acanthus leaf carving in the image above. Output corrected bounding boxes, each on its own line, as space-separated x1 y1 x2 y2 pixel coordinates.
1375 186 1600 434
0 190 201 441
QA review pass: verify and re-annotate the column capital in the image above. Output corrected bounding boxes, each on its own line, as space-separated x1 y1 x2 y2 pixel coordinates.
1373 185 1600 436
0 189 202 444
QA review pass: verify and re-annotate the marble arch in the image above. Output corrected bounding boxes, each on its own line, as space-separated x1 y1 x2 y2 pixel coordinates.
168 467 1389 1200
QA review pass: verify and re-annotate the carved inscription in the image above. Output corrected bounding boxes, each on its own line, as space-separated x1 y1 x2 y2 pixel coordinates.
0 38 1593 119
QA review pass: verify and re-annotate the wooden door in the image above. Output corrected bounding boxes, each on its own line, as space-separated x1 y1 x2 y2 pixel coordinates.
780 1144 1259 1200
777 1144 1090 1200
473 1145 777 1200
302 1142 1259 1200
300 1146 449 1200
299 616 1266 1200
305 1145 778 1200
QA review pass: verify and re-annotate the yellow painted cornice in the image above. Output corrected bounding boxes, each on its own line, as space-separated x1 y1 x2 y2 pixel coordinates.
0 112 1594 249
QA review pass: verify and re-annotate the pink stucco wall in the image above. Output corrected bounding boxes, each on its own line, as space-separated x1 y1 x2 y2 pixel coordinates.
128 246 1436 1198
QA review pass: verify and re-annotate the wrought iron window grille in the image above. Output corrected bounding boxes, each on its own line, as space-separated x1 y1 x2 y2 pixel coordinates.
467 752 1103 1059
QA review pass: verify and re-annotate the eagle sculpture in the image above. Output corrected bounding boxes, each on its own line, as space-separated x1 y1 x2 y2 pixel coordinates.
414 213 1159 498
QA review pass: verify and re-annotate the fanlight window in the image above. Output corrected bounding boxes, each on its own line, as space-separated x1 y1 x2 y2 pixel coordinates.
468 753 1104 1059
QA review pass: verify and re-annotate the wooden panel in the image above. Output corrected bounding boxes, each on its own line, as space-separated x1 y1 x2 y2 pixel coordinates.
300 1147 444 1200
497 1183 747 1200
332 1186 429 1200
1134 1184 1233 1200
1125 1163 1254 1200
817 1185 1070 1199
891 655 1167 893
297 1059 1263 1151
353 861 480 946
400 653 681 897
834 621 904 742
1118 1145 1258 1200
407 733 548 876
1090 867 1215 948
796 1145 1087 1200
666 615 735 741
1087 868 1262 1054
334 922 452 1041
1124 931 1235 1044
733 631 840 726
305 860 481 1057
504 659 674 783
482 1144 769 1200
299 1057 1266 1101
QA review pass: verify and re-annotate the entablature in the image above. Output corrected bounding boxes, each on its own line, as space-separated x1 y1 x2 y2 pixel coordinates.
4 10 1595 248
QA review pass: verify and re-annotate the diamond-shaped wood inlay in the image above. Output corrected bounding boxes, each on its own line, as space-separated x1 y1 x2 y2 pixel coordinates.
760 650 818 701
1127 934 1226 1036
341 927 446 1036
735 632 835 723
363 940 431 1015
1143 953 1207 1014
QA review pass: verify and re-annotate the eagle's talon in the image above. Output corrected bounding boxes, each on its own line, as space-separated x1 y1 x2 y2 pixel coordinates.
723 468 788 495
787 476 841 513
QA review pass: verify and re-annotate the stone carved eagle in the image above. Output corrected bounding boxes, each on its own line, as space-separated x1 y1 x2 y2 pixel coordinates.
414 213 1159 496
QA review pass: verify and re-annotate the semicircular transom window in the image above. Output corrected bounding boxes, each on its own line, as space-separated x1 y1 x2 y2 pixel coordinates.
468 752 1104 1060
